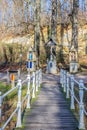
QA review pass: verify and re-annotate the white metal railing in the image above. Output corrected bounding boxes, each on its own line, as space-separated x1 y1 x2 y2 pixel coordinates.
0 69 42 130
60 69 87 130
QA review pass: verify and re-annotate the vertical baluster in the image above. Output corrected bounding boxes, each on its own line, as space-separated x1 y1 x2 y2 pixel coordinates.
32 72 35 98
78 80 85 130
70 75 75 110
27 75 30 109
16 80 22 128
66 72 69 99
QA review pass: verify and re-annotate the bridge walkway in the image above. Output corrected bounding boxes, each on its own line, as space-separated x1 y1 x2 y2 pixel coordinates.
23 73 77 130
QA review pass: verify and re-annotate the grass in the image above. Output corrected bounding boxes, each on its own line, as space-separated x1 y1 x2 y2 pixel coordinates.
0 82 11 94
1 82 29 130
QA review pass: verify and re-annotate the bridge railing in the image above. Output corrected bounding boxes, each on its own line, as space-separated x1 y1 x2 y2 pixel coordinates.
0 69 42 130
60 69 87 130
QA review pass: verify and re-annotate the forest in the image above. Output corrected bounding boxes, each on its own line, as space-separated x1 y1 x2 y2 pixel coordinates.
0 0 87 68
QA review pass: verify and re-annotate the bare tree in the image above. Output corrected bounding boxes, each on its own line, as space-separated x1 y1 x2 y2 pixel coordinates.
71 0 79 50
34 0 41 67
51 0 57 42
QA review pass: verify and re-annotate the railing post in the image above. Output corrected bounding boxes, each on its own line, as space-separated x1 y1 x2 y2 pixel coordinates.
70 75 75 110
39 69 41 87
40 69 42 84
39 69 41 85
27 75 30 109
0 92 2 129
7 69 10 83
38 70 40 88
16 80 22 128
36 71 38 92
60 69 62 84
61 70 64 88
66 72 69 99
64 71 67 92
78 80 85 130
32 72 35 98
18 69 20 79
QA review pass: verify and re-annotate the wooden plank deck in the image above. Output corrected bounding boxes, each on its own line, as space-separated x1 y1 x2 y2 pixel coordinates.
23 73 78 130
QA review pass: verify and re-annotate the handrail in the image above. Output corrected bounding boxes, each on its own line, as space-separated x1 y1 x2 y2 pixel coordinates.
60 69 86 130
2 83 18 99
73 79 79 85
0 69 42 130
2 107 18 130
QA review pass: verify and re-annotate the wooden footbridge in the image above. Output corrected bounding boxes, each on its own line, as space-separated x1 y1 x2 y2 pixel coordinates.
0 69 87 130
23 73 77 130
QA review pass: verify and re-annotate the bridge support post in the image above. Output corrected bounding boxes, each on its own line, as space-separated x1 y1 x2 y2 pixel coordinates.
78 80 85 130
70 75 75 110
66 72 69 99
27 75 30 109
16 80 22 128
32 72 35 98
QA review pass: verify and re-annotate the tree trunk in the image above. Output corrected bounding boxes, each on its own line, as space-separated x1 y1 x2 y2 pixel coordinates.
71 0 79 50
69 0 79 73
51 0 57 42
34 0 41 68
